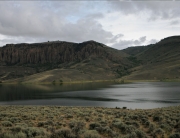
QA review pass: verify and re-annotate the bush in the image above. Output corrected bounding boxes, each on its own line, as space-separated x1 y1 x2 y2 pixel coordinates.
37 121 47 127
160 123 172 132
135 129 147 138
9 117 22 123
2 132 27 138
69 120 85 133
1 121 13 127
153 115 163 122
50 128 75 138
10 126 22 133
113 121 135 134
22 127 47 137
83 130 100 138
89 122 101 130
125 121 140 128
148 123 156 132
152 128 165 138
169 133 180 138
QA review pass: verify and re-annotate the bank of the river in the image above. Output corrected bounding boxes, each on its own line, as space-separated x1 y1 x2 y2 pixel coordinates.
0 106 179 138
1 78 180 85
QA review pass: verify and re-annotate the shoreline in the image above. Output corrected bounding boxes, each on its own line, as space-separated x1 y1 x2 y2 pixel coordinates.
1 78 180 85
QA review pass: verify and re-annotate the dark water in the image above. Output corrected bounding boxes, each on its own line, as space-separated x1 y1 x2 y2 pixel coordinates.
0 82 180 109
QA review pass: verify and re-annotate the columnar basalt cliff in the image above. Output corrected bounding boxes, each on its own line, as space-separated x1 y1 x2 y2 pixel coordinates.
0 40 132 82
0 41 127 66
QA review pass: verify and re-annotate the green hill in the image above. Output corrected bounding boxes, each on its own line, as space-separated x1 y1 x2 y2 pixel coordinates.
0 40 132 83
121 36 180 80
1 36 180 83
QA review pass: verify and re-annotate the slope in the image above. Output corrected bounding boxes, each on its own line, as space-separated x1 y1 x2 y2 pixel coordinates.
0 40 133 83
122 36 180 80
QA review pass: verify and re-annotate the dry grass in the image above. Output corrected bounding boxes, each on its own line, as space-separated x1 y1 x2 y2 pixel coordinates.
0 106 180 138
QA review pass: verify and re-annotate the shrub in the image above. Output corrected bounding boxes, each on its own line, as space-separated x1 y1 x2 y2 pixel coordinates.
22 127 47 137
59 80 63 85
50 128 75 138
9 117 22 123
144 121 151 127
66 114 73 118
160 123 172 132
125 121 140 128
37 121 47 127
113 121 135 134
169 133 180 138
153 115 163 122
10 126 22 133
135 129 147 138
69 120 85 133
124 132 137 138
83 130 100 138
1 121 13 127
152 128 165 138
89 122 101 130
15 123 28 128
148 123 156 133
2 132 27 138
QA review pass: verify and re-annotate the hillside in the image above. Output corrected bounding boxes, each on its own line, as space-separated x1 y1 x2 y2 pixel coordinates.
122 45 152 56
121 36 180 80
0 40 133 83
1 36 179 83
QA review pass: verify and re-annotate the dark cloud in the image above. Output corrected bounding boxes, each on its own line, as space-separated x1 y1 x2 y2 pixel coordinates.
108 1 180 20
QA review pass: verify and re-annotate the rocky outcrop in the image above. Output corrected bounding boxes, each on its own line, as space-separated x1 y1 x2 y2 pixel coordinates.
0 41 125 66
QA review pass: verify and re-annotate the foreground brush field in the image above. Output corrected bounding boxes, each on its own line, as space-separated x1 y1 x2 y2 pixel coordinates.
0 106 180 138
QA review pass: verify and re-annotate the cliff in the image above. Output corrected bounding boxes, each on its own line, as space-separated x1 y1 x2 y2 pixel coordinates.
0 41 127 66
0 41 131 82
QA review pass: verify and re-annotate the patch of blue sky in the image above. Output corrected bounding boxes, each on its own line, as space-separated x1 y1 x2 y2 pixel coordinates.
66 16 80 24
64 1 105 23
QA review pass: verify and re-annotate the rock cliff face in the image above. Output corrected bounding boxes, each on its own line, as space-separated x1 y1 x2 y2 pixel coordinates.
0 41 125 66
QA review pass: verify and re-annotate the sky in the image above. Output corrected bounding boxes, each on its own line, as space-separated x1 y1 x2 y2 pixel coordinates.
0 0 180 50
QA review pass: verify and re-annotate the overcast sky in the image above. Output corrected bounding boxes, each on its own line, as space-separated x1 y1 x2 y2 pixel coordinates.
0 1 180 50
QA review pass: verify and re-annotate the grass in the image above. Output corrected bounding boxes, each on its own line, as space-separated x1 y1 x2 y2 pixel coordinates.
0 106 180 138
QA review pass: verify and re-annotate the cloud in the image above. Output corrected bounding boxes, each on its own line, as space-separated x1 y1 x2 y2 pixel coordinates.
107 1 180 21
109 34 124 43
170 20 179 25
0 1 178 50
111 36 147 49
0 1 113 46
148 39 158 44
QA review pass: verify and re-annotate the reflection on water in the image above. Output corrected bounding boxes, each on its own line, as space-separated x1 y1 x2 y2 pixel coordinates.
0 82 180 109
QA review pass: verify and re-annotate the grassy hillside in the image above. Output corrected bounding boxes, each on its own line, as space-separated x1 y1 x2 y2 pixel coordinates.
122 36 180 81
0 41 132 83
4 57 132 83
122 45 152 56
137 36 180 64
1 36 180 83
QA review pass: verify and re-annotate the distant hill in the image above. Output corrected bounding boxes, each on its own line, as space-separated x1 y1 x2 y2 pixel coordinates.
121 36 180 80
0 40 133 83
122 45 152 56
1 36 180 83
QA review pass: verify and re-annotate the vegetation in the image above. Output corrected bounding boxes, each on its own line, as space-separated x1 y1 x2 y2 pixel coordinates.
1 36 180 83
0 105 179 138
121 36 180 81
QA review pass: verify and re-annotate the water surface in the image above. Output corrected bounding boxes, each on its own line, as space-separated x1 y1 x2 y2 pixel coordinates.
0 82 180 109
